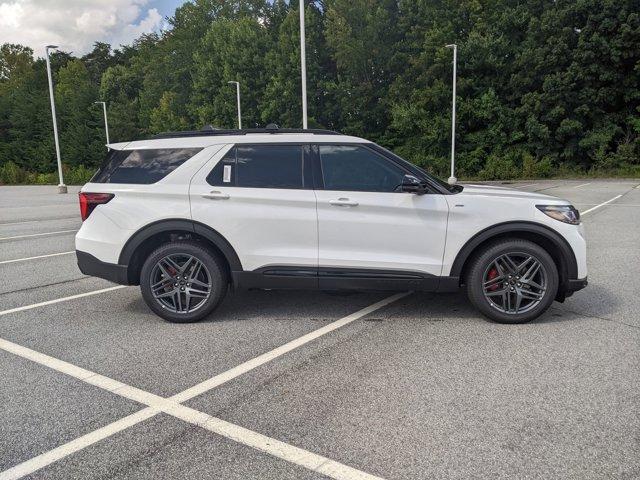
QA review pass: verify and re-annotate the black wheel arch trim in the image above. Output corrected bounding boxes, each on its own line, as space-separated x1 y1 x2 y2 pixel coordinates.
118 219 243 272
450 221 578 282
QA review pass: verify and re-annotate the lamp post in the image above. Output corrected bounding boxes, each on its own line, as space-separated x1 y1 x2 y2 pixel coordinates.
94 101 110 146
45 45 66 193
445 43 457 185
299 0 308 129
227 81 242 129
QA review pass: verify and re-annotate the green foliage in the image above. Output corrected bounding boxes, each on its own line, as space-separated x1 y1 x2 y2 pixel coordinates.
262 2 333 128
479 154 516 181
191 15 272 128
325 0 401 139
1 0 639 183
0 160 25 183
0 162 93 185
56 59 105 168
66 164 96 184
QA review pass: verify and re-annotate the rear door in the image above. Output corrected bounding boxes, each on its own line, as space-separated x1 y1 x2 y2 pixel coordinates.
314 144 449 280
189 143 318 278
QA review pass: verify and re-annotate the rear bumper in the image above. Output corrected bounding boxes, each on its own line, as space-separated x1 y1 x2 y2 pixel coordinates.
76 250 130 285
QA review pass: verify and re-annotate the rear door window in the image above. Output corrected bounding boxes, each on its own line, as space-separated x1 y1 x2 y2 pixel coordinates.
206 145 304 189
92 148 202 184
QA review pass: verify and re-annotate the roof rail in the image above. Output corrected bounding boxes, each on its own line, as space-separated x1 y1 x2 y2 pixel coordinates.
150 128 342 139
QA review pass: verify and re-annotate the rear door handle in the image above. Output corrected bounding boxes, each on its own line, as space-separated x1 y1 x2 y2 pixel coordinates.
329 198 358 207
201 191 230 200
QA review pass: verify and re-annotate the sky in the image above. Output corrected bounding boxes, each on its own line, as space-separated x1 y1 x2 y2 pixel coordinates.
0 0 187 57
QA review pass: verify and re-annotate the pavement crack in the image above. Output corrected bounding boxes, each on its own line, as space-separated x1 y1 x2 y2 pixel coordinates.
532 184 563 192
555 306 640 330
0 276 89 296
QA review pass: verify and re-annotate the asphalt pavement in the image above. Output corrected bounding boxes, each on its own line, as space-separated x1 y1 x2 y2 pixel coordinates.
0 180 638 480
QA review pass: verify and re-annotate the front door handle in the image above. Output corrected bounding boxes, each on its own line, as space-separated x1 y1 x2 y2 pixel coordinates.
201 191 230 200
329 198 358 207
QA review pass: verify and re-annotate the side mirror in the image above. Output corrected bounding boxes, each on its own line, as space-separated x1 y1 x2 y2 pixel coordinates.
400 175 427 195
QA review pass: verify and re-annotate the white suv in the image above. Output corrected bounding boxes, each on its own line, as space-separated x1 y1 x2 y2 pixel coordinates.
76 128 587 324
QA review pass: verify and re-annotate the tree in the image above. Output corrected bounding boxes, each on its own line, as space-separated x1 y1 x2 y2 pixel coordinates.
100 59 145 142
55 59 104 167
325 0 402 140
190 16 272 128
262 1 336 128
6 60 54 172
82 42 116 85
1 0 639 181
0 44 35 159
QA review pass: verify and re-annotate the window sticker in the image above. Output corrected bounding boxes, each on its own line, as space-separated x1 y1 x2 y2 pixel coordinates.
223 164 232 183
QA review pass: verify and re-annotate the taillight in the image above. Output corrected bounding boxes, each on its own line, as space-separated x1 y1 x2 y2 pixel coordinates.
79 192 114 221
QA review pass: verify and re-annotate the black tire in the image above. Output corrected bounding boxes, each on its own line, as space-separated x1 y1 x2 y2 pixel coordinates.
140 241 228 323
466 239 558 324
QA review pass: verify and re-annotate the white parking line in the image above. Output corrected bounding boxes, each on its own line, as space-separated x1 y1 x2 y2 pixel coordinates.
0 293 407 479
0 220 40 226
0 230 76 241
573 182 591 188
171 292 409 403
581 194 623 215
0 409 157 480
514 183 537 188
0 286 126 317
0 251 74 265
576 204 640 207
0 217 78 227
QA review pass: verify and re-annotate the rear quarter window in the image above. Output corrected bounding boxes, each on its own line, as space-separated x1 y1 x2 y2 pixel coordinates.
91 148 202 184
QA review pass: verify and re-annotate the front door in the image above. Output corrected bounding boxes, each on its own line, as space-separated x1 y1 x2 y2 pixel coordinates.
314 144 449 283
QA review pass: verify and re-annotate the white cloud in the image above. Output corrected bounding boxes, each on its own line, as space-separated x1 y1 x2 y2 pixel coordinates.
0 0 166 57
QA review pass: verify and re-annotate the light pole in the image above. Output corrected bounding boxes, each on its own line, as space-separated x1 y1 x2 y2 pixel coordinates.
227 81 242 129
94 101 110 146
299 0 308 129
45 45 67 193
445 43 457 185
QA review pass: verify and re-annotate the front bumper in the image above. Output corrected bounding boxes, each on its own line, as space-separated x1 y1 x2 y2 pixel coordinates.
76 250 129 285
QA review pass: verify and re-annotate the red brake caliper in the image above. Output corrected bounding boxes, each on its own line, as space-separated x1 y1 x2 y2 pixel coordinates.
162 265 178 292
487 268 499 291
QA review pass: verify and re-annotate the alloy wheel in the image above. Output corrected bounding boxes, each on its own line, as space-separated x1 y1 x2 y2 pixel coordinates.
482 252 547 315
150 254 212 314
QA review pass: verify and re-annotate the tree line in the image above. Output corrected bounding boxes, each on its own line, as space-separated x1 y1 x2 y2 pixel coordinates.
1 0 639 184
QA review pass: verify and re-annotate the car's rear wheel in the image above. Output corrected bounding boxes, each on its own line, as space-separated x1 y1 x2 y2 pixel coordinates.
140 241 227 323
466 239 558 324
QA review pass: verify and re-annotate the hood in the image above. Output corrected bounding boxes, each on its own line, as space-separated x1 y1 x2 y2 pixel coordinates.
459 183 569 203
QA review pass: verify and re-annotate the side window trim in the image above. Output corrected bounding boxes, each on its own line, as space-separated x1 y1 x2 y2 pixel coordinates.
314 143 412 193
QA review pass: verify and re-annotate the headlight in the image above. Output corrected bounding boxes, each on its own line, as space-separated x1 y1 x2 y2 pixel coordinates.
536 205 580 225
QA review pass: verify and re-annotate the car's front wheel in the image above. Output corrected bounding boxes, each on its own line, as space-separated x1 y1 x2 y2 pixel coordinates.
140 241 228 323
466 239 558 324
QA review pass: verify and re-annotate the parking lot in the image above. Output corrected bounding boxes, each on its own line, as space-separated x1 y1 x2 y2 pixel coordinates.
1 179 639 480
